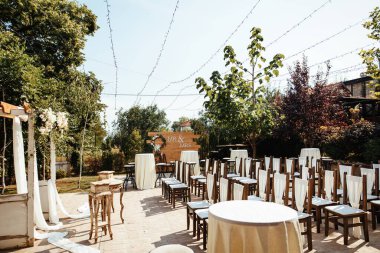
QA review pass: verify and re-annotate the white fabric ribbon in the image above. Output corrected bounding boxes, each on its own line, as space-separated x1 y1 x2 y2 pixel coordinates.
298 157 307 169
213 161 218 175
274 173 286 204
285 159 293 174
264 157 270 170
301 166 309 180
235 158 241 174
339 165 352 188
258 170 267 199
205 159 209 172
324 170 334 200
347 175 363 238
360 168 374 195
220 163 225 177
233 183 244 200
245 158 251 177
207 173 215 203
255 162 260 178
272 158 281 174
220 178 229 202
13 116 28 194
295 178 308 245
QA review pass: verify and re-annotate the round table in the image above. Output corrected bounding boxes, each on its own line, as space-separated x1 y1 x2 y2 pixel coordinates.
135 153 156 190
180 151 200 176
230 149 248 160
207 200 302 253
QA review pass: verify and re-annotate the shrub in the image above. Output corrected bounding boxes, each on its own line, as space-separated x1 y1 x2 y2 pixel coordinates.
363 137 380 163
56 168 67 179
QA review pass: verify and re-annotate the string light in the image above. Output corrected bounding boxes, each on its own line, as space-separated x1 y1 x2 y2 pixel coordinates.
135 0 180 104
104 0 119 110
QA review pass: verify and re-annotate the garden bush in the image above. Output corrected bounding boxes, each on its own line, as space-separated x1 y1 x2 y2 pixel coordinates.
56 168 67 179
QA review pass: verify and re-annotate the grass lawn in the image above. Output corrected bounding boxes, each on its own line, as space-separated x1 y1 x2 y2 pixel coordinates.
2 175 100 195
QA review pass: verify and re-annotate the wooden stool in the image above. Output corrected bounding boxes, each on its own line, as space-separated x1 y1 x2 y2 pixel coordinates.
89 191 113 242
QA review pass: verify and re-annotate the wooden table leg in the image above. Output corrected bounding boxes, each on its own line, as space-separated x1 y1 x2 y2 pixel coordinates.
107 195 113 240
95 198 99 243
119 186 124 223
89 195 94 240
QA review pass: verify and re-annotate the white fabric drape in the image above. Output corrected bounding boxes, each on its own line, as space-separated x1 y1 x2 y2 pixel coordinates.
233 183 244 200
294 178 308 212
324 170 334 200
207 173 215 203
205 158 210 172
264 157 270 170
213 161 218 175
245 158 251 178
347 175 363 238
274 173 287 204
360 168 374 195
373 163 380 185
258 170 267 199
220 178 229 202
311 158 317 169
301 166 309 180
235 158 241 174
298 157 307 170
286 159 293 174
272 158 281 174
339 165 352 188
34 150 62 231
48 180 60 224
255 162 260 179
13 116 28 194
220 163 225 177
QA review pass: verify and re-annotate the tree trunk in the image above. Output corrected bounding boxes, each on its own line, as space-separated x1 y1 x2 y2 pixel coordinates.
78 112 89 189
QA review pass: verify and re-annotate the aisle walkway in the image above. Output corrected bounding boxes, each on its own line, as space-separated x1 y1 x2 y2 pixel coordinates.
8 184 380 253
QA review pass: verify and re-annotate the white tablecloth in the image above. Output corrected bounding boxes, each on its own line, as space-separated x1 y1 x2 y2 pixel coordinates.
180 150 200 176
230 149 248 160
208 200 302 253
300 148 321 161
135 153 156 190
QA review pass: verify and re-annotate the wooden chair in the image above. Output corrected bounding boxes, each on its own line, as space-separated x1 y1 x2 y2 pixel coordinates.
324 173 369 245
162 160 182 198
248 169 270 201
371 163 380 229
295 156 307 178
169 161 191 208
155 153 170 186
186 173 217 237
360 166 379 202
238 158 257 196
292 177 313 251
311 169 338 233
272 173 289 205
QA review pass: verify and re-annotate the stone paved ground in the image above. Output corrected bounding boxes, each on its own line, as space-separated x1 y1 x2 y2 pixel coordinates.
4 179 380 253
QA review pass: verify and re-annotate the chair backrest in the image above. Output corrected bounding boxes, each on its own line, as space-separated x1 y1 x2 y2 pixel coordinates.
338 164 352 188
212 160 218 175
257 169 270 201
272 173 289 205
244 158 252 178
219 177 230 202
254 160 261 179
322 169 337 201
264 156 271 170
285 158 294 175
343 173 367 211
293 178 312 214
233 183 245 200
176 161 181 181
298 156 307 170
272 158 281 174
206 173 217 203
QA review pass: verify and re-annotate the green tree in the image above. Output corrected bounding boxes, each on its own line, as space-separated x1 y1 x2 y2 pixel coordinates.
113 105 169 160
360 6 380 97
196 27 284 156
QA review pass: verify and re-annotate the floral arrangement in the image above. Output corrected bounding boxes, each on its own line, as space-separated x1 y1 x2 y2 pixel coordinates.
39 108 69 135
151 134 166 155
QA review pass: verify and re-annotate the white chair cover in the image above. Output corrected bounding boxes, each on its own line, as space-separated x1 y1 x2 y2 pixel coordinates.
213 160 218 175
206 173 215 203
205 158 210 172
272 158 281 174
346 175 363 238
264 157 270 170
220 163 225 177
285 159 293 174
220 177 229 202
298 157 307 169
179 162 183 182
360 168 374 195
324 170 334 200
301 166 309 180
339 165 352 188
245 158 251 178
373 163 380 184
294 178 308 212
233 183 245 200
12 116 28 194
311 157 317 169
235 158 241 174
255 162 261 179
258 170 267 199
274 173 287 204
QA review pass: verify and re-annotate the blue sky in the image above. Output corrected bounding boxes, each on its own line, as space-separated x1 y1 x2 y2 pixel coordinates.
78 0 379 130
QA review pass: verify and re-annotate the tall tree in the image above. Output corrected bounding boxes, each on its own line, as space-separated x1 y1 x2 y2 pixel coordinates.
196 27 284 156
113 105 169 161
278 57 348 147
360 6 380 97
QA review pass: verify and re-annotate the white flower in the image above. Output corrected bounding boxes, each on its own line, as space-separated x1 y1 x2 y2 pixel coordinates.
56 112 68 130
